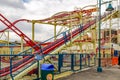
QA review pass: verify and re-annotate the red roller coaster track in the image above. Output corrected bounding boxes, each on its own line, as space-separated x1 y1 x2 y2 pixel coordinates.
0 14 40 51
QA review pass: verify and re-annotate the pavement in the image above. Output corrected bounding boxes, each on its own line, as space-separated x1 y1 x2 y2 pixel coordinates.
56 65 120 80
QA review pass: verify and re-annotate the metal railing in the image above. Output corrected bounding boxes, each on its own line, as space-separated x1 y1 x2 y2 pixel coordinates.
0 53 96 80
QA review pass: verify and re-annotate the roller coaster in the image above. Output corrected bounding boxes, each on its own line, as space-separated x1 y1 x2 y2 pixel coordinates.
0 1 120 80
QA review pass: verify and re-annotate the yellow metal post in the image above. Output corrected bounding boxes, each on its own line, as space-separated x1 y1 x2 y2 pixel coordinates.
32 22 35 41
109 14 112 56
117 1 120 44
7 30 9 46
21 36 24 52
92 28 97 54
68 12 73 53
78 42 82 52
54 22 57 41
31 21 35 52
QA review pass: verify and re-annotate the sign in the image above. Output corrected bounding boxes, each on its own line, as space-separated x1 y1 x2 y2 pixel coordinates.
46 74 52 80
35 54 42 60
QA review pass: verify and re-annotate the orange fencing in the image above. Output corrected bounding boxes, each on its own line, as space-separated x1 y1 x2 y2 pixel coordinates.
112 57 118 65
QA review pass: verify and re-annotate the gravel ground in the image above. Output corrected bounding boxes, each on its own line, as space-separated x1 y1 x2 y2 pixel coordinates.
56 65 120 80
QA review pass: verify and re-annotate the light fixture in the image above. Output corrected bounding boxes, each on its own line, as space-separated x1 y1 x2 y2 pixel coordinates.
106 3 114 11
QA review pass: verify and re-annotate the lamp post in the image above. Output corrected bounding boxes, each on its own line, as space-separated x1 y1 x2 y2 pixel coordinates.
97 0 114 72
97 0 102 72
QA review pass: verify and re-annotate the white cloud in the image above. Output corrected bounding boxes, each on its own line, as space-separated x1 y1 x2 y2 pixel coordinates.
0 0 119 42
0 0 25 9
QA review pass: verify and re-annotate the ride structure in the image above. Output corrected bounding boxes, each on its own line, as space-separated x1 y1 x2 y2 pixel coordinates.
0 0 120 80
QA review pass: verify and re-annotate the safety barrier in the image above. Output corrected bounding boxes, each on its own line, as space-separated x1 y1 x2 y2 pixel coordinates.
0 53 96 80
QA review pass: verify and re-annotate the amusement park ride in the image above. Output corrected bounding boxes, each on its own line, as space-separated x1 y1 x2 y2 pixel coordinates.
0 0 120 80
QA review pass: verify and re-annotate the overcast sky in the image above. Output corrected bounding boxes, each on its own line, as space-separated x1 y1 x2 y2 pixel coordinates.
0 0 119 42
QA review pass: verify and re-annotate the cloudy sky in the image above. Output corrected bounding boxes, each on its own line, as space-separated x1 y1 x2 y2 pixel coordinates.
0 0 119 42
